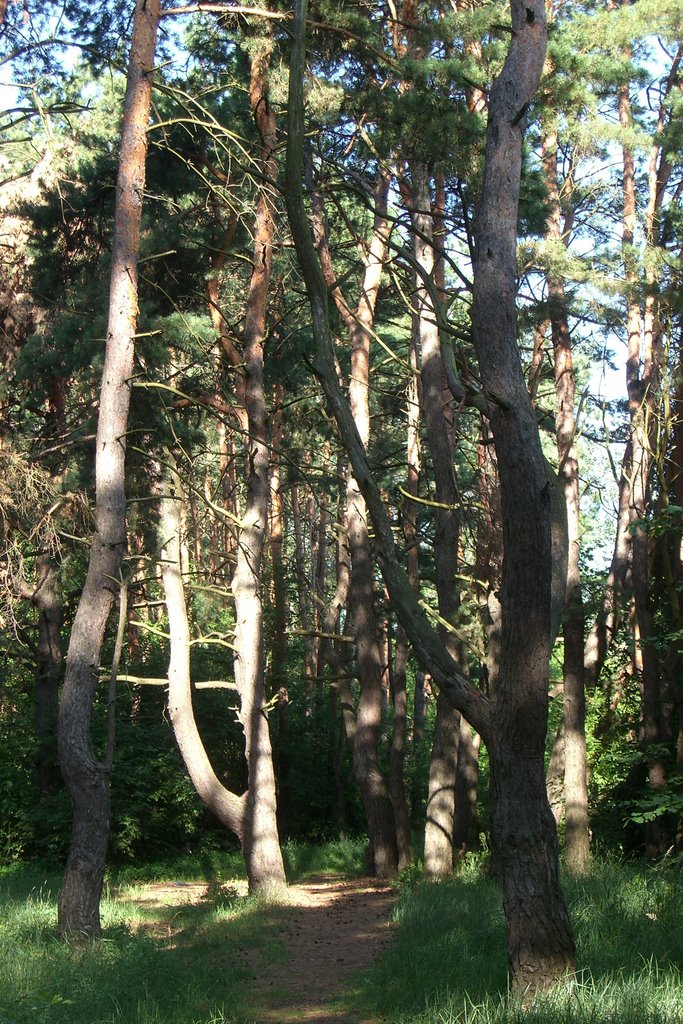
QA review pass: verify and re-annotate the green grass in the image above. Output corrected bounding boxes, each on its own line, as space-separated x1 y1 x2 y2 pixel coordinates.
281 833 367 879
354 855 683 1023
0 865 280 1024
2 850 682 1024
0 837 366 1024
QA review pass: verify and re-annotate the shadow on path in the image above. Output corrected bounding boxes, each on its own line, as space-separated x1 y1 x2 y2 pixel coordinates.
245 874 396 1024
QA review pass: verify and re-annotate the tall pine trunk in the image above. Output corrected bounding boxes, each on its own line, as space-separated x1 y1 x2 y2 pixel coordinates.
230 38 285 889
542 120 590 872
468 0 575 986
285 0 574 989
409 162 465 877
620 73 668 856
310 164 399 877
57 0 160 939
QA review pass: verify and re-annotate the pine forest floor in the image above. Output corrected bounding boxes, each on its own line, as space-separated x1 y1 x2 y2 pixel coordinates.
3 856 683 1024
129 874 396 1024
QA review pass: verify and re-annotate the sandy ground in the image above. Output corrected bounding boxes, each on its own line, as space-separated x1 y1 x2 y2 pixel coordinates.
246 875 396 1024
128 874 396 1023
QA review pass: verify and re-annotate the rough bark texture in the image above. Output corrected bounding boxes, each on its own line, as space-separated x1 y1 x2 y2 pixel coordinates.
424 692 460 877
230 40 285 890
285 0 573 991
453 717 481 859
57 0 160 939
542 122 590 872
470 0 575 988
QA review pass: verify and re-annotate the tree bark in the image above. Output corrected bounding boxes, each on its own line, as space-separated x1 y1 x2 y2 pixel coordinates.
390 619 414 870
57 0 160 939
285 0 574 990
471 0 575 985
390 328 420 870
229 37 285 890
269 387 291 835
453 717 481 859
542 121 590 872
424 691 459 877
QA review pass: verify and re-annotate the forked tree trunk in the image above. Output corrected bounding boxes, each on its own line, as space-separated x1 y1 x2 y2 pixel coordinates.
57 0 160 939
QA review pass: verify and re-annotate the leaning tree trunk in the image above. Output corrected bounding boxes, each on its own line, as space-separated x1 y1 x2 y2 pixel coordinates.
161 456 247 846
285 0 574 992
57 0 160 939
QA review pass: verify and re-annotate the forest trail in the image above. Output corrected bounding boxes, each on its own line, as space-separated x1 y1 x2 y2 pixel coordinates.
243 874 396 1024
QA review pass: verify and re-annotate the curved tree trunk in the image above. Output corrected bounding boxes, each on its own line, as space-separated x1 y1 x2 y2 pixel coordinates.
161 457 246 843
57 0 160 939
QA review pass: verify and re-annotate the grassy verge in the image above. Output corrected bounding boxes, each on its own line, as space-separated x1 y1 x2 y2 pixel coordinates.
354 856 683 1023
3 848 681 1024
0 836 367 1024
282 834 367 879
0 866 281 1024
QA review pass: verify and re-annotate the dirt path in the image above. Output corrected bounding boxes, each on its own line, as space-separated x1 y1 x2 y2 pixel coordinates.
127 874 396 1023
245 875 396 1024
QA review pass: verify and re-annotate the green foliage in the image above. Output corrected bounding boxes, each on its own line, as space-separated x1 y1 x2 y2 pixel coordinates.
627 772 683 828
